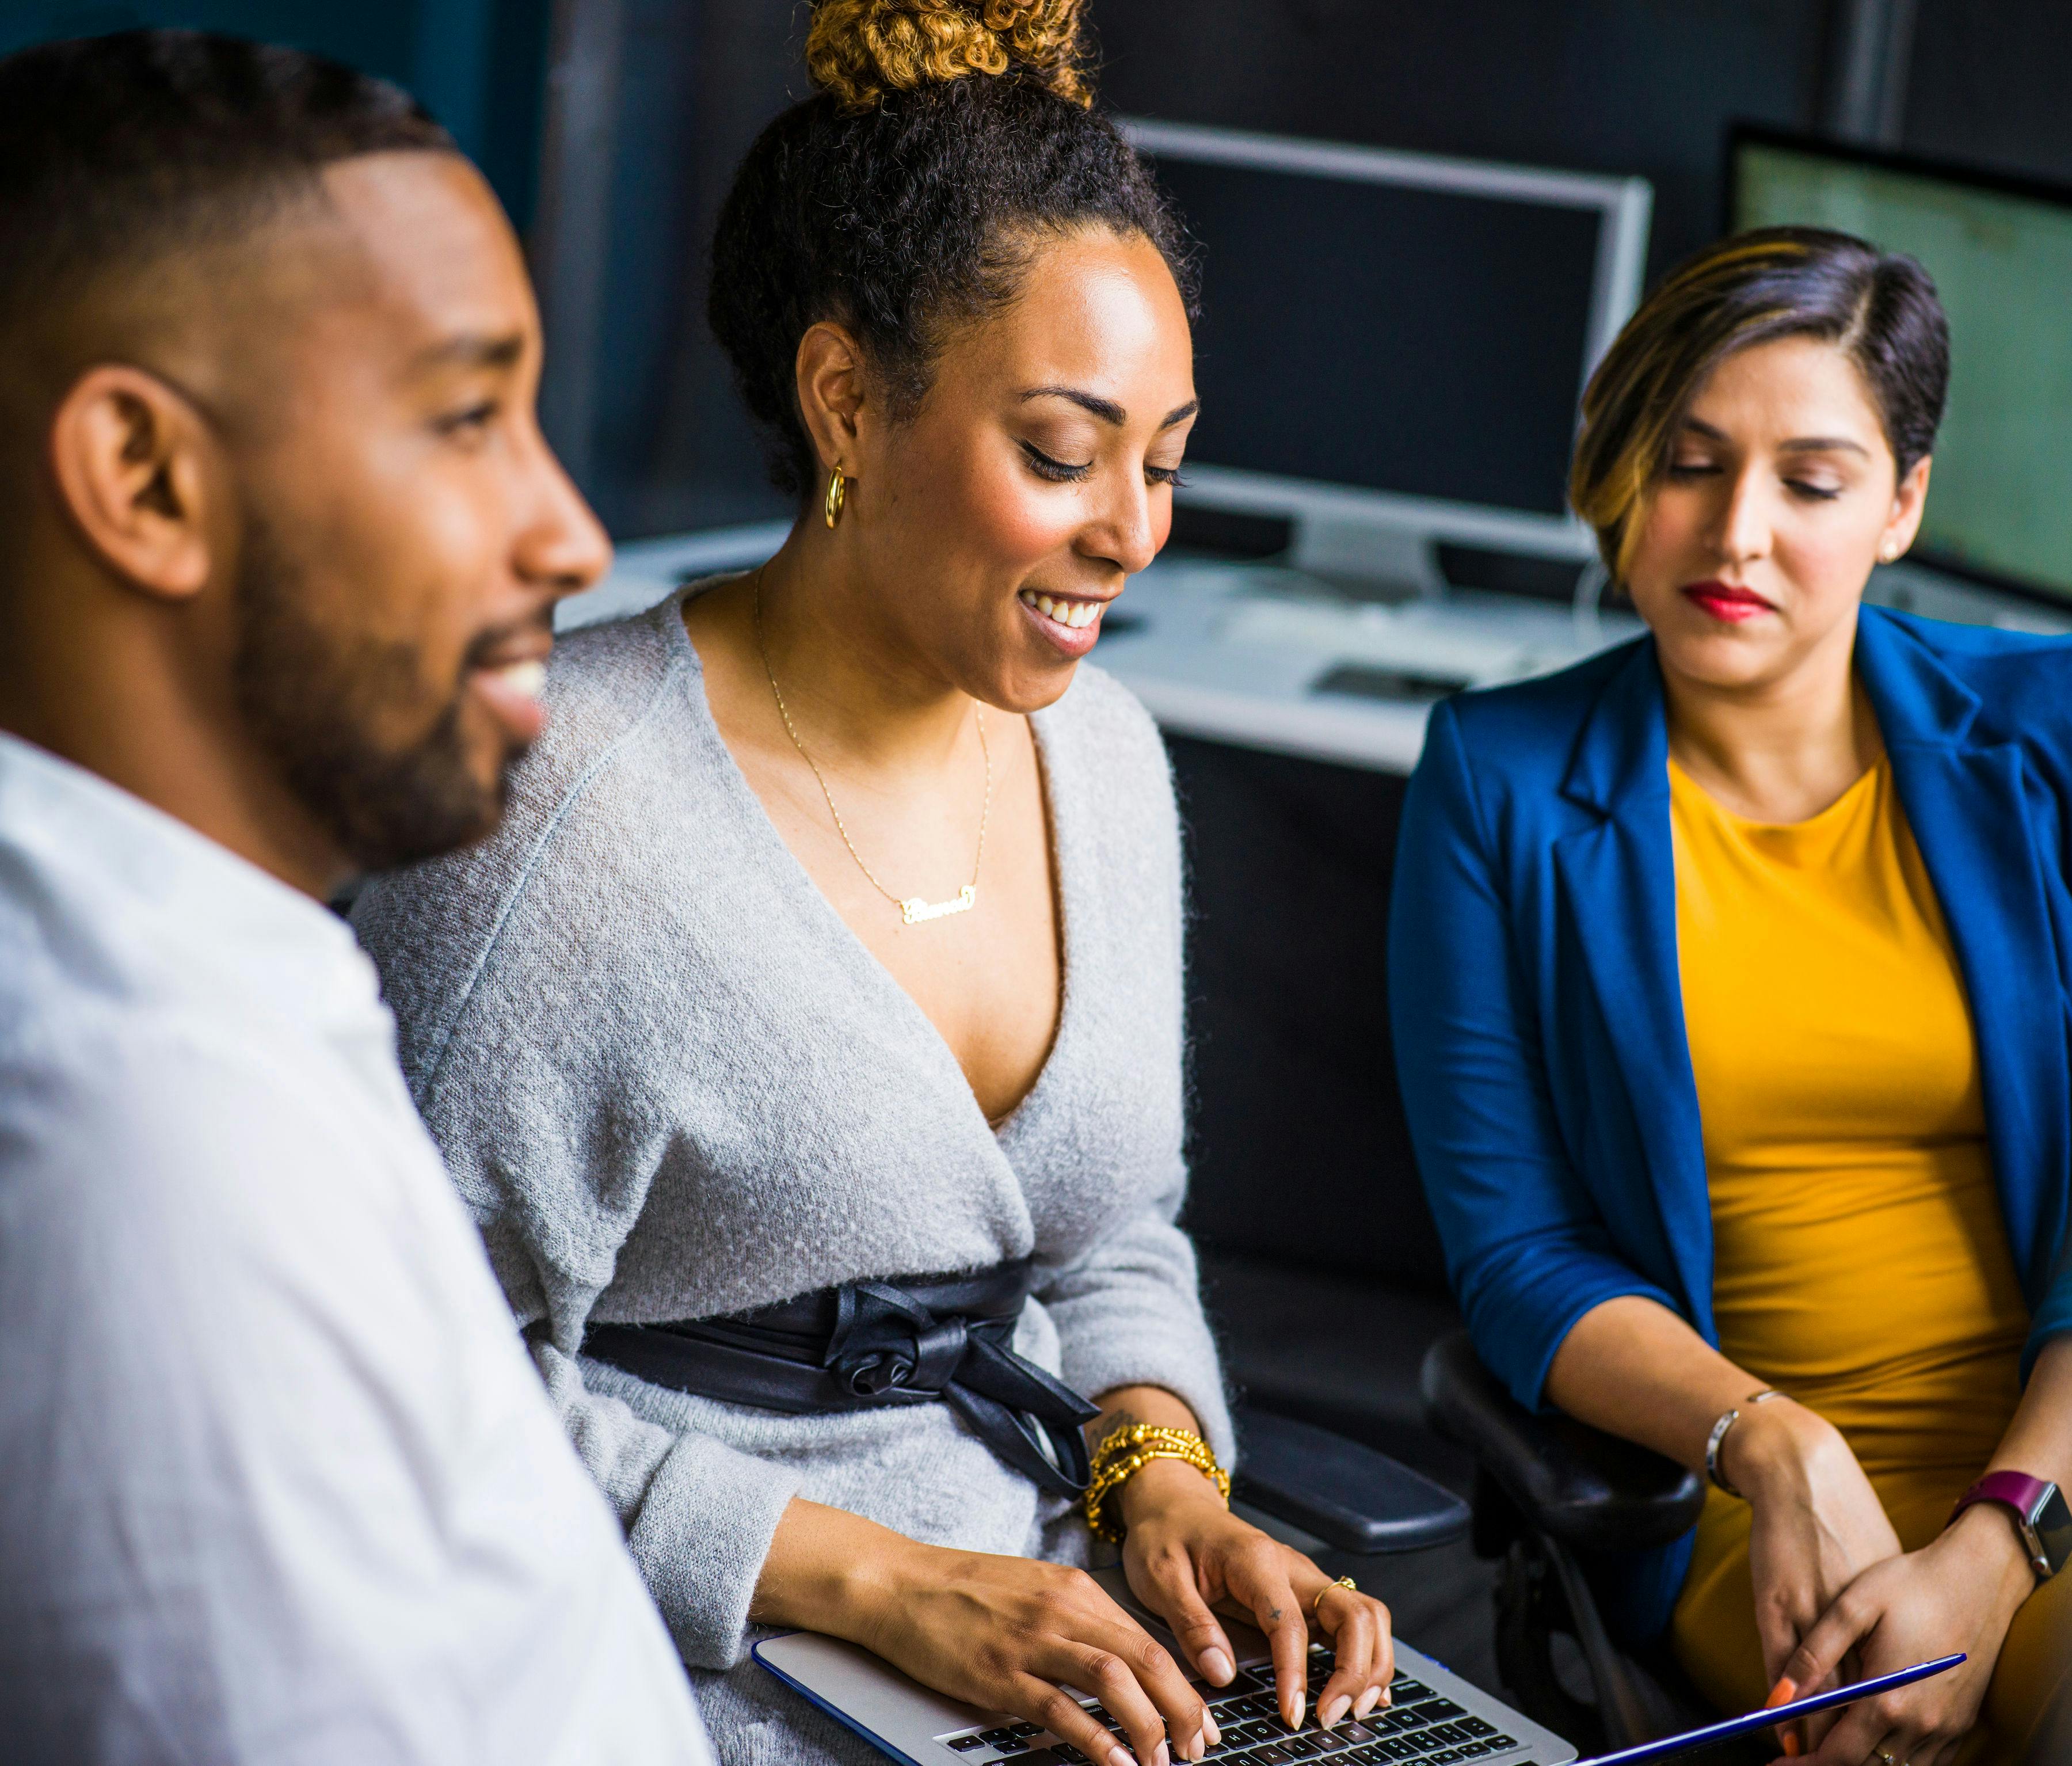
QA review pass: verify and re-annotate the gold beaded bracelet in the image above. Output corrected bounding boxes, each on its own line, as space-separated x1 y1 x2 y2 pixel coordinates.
1081 1424 1231 1543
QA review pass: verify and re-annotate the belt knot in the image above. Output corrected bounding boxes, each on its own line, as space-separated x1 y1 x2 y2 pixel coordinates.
827 1281 977 1398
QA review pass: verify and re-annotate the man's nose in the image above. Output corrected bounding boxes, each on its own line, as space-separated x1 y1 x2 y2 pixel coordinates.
517 439 612 602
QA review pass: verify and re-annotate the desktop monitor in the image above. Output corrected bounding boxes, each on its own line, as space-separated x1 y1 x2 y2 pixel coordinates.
1121 119 1652 557
1732 127 2072 605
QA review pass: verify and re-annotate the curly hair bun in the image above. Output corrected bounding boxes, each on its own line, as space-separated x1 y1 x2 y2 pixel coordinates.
806 0 1092 111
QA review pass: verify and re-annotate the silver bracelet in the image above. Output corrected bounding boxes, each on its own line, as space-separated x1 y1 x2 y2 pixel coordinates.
1705 1390 1785 1498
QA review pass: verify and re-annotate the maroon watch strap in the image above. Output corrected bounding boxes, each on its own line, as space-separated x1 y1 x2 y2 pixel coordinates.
1950 1471 2059 1580
1954 1470 2051 1521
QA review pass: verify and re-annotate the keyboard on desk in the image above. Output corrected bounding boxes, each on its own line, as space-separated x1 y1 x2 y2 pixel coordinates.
936 1645 1524 1766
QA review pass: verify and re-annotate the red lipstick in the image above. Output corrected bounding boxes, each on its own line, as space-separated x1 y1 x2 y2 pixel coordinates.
1682 580 1774 623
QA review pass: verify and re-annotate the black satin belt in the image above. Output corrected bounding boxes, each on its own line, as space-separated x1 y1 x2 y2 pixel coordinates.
580 1259 1099 1498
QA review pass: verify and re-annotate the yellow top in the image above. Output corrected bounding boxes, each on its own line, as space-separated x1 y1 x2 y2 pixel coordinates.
1664 755 2050 1742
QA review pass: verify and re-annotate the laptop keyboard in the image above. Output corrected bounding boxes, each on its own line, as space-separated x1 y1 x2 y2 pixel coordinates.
936 1645 1524 1766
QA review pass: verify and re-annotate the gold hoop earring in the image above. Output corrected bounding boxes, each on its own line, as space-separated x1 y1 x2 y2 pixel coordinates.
824 466 847 530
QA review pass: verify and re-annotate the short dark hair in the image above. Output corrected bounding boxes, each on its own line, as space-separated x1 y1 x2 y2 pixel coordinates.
0 29 451 350
1571 226 1950 581
708 0 1195 500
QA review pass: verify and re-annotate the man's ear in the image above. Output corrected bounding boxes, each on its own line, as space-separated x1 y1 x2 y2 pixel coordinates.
794 321 871 482
47 365 219 601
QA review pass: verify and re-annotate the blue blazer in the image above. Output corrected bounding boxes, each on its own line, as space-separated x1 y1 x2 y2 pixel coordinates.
1388 606 2072 1641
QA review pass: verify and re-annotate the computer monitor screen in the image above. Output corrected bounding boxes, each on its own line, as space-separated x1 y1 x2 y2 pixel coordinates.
1734 130 2072 602
1125 123 1648 526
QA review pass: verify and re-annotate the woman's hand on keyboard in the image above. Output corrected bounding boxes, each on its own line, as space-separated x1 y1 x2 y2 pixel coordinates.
1117 1458 1397 1733
875 1539 1218 1766
754 1495 1216 1766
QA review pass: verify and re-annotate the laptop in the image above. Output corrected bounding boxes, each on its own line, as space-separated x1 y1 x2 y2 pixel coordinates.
754 1567 1573 1765
753 1567 1964 1766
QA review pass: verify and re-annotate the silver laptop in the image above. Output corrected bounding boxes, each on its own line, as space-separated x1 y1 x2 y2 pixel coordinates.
752 1567 1576 1766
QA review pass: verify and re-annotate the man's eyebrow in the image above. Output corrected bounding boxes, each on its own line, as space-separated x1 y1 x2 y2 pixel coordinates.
1020 387 1201 429
1681 416 1869 456
413 332 526 372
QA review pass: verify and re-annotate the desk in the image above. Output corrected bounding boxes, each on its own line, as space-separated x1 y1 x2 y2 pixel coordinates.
559 522 790 633
566 525 1644 775
567 524 2072 777
1087 562 1639 774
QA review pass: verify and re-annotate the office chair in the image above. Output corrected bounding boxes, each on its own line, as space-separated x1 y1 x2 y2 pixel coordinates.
1232 1403 1471 1558
1419 1332 1738 1757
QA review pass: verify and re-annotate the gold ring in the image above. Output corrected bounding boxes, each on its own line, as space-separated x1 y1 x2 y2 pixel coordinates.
1312 1575 1356 1618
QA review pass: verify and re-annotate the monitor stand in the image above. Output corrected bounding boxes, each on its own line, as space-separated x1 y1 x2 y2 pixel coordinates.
1290 513 1447 601
1279 501 1601 606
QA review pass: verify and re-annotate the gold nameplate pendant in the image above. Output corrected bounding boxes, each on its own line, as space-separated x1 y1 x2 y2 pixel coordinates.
900 885 977 926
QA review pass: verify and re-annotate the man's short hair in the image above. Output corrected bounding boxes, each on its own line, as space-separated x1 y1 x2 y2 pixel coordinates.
0 28 453 347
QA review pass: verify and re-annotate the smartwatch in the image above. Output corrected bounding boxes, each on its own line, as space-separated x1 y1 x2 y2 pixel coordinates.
1949 1471 2072 1582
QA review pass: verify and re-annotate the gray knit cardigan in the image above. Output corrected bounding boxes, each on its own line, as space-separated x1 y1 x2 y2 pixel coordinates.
351 585 1232 1763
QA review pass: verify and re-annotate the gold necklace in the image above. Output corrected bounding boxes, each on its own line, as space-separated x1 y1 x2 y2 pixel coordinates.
753 570 991 926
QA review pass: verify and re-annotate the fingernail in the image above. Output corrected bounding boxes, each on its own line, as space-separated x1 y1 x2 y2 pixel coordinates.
1354 1688 1380 1719
1289 1692 1305 1731
1764 1677 1800 1710
1201 1647 1235 1687
1781 1738 1800 1760
1203 1714 1222 1749
1154 1742 1170 1766
1107 1748 1133 1766
1320 1696 1350 1729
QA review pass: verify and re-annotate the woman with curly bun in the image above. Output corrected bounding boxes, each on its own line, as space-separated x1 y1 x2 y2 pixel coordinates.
353 3 1397 1763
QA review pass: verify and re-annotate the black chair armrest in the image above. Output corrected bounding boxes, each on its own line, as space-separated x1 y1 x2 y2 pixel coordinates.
1418 1330 1704 1554
1231 1406 1470 1555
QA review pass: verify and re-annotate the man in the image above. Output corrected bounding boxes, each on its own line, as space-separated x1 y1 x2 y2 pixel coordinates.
0 30 710 1763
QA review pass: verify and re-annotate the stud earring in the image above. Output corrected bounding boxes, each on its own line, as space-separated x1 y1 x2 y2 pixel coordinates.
824 466 847 530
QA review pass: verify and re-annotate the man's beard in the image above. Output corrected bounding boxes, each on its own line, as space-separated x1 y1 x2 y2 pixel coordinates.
230 517 527 875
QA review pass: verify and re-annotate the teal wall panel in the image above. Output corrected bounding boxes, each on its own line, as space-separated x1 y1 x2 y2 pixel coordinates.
0 1 550 229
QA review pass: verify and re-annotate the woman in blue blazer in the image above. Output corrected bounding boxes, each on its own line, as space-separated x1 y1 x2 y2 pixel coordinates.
1390 230 2071 1766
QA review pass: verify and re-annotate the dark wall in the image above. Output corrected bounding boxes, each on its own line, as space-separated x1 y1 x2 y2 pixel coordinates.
592 0 2072 538
1094 0 1833 283
1904 0 2072 187
613 2 1843 534
0 1 553 231
593 0 805 538
11 4 2070 528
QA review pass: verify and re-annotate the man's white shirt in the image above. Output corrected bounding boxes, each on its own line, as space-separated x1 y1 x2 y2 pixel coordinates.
0 732 713 1764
